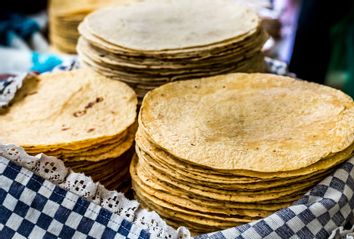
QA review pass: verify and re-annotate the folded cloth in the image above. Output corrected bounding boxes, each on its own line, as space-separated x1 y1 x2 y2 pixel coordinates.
196 157 354 239
0 144 190 239
0 143 353 239
329 225 354 239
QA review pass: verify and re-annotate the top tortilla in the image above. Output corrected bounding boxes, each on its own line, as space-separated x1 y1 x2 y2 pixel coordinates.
0 69 137 149
139 73 354 172
84 0 259 51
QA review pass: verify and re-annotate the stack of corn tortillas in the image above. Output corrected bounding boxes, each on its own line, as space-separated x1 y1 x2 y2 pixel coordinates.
49 0 120 54
131 73 354 233
77 0 267 102
0 70 137 192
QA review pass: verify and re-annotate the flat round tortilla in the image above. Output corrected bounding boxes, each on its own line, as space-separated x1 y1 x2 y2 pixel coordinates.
84 0 259 51
0 69 137 149
140 73 354 173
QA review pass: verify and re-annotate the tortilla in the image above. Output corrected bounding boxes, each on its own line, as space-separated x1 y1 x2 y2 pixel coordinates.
0 69 137 149
139 73 354 173
84 0 259 52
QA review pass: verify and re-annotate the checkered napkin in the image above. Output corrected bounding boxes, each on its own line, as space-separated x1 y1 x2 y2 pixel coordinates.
264 57 292 76
0 73 28 109
0 156 152 239
195 156 354 239
1 153 354 239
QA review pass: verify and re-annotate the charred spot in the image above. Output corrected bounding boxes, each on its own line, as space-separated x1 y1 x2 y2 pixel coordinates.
96 97 104 103
87 128 95 133
85 102 95 109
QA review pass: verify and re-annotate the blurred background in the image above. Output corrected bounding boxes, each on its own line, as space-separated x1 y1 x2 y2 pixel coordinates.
0 0 353 97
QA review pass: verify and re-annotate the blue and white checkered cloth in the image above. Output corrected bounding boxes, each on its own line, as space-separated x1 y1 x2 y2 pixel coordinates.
0 156 152 239
0 73 28 109
196 157 354 239
0 146 353 238
264 57 290 76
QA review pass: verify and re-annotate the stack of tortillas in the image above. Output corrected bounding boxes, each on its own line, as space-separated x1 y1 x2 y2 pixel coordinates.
77 0 267 102
132 73 354 233
0 69 137 192
49 0 119 54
